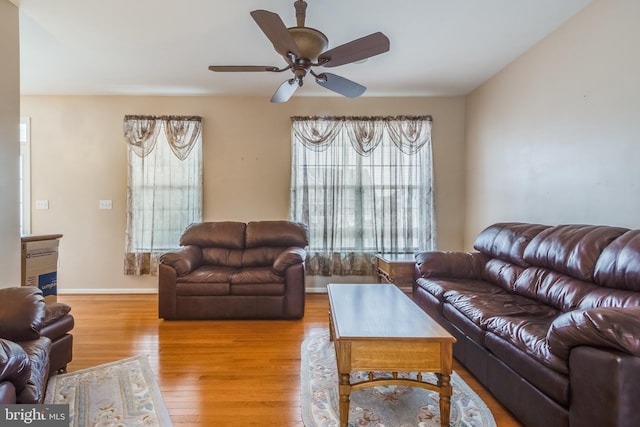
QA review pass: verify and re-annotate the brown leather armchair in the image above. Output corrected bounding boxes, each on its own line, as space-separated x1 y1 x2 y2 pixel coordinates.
0 286 74 404
158 221 309 320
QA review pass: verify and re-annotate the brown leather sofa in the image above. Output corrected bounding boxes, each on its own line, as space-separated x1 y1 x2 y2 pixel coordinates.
0 286 74 404
159 221 308 320
413 222 640 427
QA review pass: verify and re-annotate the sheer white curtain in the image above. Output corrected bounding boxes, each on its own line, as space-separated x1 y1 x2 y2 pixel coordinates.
124 115 203 275
290 116 435 276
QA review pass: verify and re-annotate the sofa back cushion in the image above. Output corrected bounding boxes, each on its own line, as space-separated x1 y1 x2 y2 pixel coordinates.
474 222 549 267
593 230 640 291
514 267 598 312
245 221 308 248
523 224 628 282
180 221 246 249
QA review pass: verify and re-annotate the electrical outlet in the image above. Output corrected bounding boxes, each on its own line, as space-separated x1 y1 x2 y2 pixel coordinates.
99 200 113 209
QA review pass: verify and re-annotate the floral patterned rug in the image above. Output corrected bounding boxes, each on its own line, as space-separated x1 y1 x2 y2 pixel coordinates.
45 355 173 427
301 331 496 427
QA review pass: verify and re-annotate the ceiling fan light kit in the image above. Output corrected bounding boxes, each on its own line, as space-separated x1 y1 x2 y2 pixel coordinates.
208 0 390 103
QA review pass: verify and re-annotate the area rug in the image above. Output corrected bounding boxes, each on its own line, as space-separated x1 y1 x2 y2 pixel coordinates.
45 355 173 427
301 331 496 427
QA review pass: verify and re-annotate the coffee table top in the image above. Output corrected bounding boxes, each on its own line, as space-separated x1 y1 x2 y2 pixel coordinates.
328 283 455 342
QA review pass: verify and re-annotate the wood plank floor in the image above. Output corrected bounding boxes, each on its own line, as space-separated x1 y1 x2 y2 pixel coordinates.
58 293 522 426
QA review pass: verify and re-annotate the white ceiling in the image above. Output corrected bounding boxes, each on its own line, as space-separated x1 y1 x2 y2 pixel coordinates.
17 0 592 98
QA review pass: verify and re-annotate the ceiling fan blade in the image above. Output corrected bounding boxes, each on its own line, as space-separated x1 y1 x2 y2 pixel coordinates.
318 32 390 67
315 73 366 98
271 79 299 103
208 65 280 72
250 10 300 59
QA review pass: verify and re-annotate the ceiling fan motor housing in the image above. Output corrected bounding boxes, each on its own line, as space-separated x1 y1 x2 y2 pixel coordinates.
288 27 328 61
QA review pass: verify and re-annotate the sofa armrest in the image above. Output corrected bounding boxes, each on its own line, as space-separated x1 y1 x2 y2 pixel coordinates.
548 307 640 360
159 245 203 276
0 287 46 342
415 251 489 279
0 339 31 397
273 247 306 275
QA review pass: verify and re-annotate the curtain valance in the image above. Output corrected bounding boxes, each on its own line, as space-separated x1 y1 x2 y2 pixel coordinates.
124 115 202 160
290 115 432 156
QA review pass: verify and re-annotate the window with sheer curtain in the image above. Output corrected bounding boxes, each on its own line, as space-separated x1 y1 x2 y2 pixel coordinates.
123 115 203 275
289 116 435 277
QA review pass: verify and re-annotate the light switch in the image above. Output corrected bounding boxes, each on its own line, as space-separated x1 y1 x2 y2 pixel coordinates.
99 200 113 209
35 200 49 210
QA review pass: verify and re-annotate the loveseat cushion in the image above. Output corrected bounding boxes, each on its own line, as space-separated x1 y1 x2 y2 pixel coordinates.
179 266 237 283
180 221 246 248
176 282 230 296
0 339 30 398
0 287 46 342
245 221 308 248
230 267 283 284
16 337 51 404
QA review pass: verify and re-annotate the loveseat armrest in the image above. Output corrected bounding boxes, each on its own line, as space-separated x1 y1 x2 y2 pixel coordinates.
0 287 46 342
0 338 31 400
415 251 489 279
547 307 640 360
273 247 307 275
159 245 203 276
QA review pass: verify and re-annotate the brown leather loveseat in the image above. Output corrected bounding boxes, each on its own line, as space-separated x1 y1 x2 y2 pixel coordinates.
413 222 640 427
159 221 308 320
0 286 74 404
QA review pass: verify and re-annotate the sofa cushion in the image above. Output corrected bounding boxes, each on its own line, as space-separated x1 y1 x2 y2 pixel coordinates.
484 332 570 406
594 230 640 291
245 221 308 248
415 278 504 302
513 268 597 312
474 222 549 267
444 289 554 329
578 287 640 309
485 313 566 373
180 221 246 249
523 224 628 282
482 258 526 291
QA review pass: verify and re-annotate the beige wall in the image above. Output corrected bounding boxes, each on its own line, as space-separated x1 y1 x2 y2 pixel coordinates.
20 95 466 292
464 0 640 247
0 0 21 288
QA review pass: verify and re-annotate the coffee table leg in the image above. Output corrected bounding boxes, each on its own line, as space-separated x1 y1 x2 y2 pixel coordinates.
338 373 351 427
439 373 452 427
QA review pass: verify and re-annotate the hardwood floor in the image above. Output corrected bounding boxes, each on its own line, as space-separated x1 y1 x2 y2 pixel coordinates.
58 293 522 426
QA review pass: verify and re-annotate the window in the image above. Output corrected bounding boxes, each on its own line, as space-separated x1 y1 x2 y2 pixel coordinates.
290 116 435 276
123 116 202 275
19 117 31 235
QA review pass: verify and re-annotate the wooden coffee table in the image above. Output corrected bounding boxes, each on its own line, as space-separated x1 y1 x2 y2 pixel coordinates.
327 283 456 427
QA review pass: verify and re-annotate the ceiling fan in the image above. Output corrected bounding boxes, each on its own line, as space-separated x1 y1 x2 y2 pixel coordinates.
208 0 390 103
